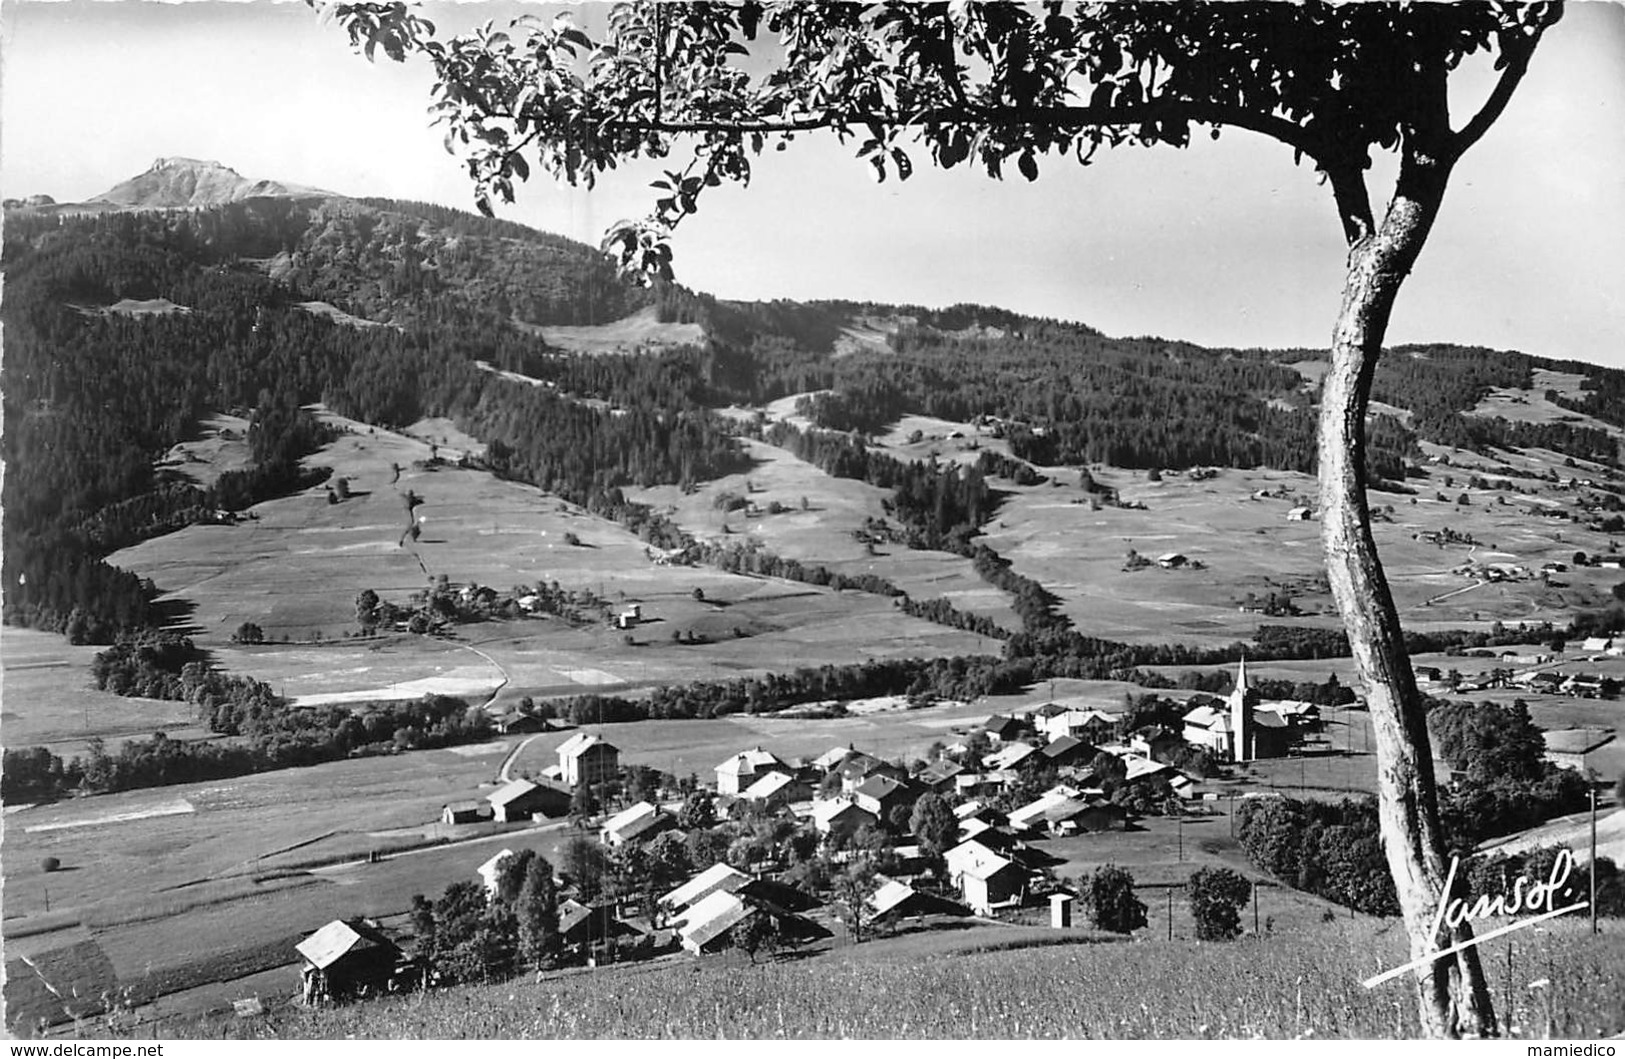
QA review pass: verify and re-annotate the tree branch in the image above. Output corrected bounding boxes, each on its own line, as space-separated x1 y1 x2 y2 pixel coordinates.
1451 11 1560 159
598 99 1325 161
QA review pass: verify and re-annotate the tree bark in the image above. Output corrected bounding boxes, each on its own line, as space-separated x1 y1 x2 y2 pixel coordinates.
1317 147 1497 1038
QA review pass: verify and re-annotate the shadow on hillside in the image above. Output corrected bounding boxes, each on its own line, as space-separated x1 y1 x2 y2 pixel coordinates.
153 597 204 638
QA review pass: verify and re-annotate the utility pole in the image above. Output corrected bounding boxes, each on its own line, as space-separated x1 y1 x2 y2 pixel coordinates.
1252 885 1259 935
1166 888 1173 942
1178 814 1184 862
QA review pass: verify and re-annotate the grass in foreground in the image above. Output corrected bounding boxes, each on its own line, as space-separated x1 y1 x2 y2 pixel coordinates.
154 919 1624 1039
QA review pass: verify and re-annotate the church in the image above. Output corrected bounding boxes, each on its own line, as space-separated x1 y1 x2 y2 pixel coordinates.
1181 657 1297 762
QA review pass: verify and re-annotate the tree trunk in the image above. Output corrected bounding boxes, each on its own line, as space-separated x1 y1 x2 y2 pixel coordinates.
1317 148 1497 1038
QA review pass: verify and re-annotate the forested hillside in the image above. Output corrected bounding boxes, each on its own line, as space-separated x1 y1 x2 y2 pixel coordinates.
6 167 1622 648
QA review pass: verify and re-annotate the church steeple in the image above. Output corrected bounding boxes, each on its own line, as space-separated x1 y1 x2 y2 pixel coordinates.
1229 653 1256 761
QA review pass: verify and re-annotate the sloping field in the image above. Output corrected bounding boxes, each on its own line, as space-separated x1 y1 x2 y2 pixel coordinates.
109 410 986 703
628 436 1019 632
155 413 253 490
539 306 704 354
982 452 1625 646
0 628 207 754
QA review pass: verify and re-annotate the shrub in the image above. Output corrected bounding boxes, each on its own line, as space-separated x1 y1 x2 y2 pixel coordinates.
1083 865 1147 934
41 856 61 873
1189 866 1251 941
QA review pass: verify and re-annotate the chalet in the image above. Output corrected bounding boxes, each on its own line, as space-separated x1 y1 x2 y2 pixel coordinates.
715 746 789 795
813 744 861 772
852 774 914 820
917 758 966 794
982 742 1039 773
1156 552 1188 569
1040 708 1121 743
945 840 1027 915
1263 701 1322 732
836 754 907 793
599 801 676 847
1013 794 1126 836
558 900 643 952
812 798 878 841
1562 674 1606 698
741 769 811 810
1039 734 1094 770
676 890 827 955
1007 787 1082 831
1542 728 1617 772
486 778 571 823
440 800 487 826
1129 726 1183 762
557 732 619 787
1287 506 1313 521
296 920 412 1004
495 712 550 736
661 863 750 923
981 714 1028 743
867 877 972 923
476 849 515 898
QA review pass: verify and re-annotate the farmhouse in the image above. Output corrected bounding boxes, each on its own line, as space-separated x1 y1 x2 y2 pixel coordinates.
835 753 907 792
558 900 643 952
981 714 1027 743
945 840 1027 915
661 863 751 923
1129 726 1182 761
812 797 878 841
1040 708 1120 743
296 919 411 1004
599 801 676 848
486 778 570 822
1156 552 1188 569
917 758 965 793
1287 506 1313 521
676 890 826 955
1039 734 1095 769
715 746 789 795
852 774 914 820
741 769 810 809
982 742 1039 772
867 877 971 923
557 732 619 787
813 744 861 771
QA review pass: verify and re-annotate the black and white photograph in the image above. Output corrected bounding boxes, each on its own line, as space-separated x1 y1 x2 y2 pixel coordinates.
1 0 1622 1042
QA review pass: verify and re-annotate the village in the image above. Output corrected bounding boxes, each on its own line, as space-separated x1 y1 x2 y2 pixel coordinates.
294 659 1338 1002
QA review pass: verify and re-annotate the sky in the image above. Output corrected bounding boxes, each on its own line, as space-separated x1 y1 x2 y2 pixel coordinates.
2 0 1622 367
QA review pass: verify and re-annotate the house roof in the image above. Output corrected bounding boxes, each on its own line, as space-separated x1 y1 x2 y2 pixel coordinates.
716 746 785 777
557 732 614 760
602 800 658 831
983 714 1025 736
679 890 754 950
982 743 1037 771
1122 755 1173 782
662 862 750 910
1041 734 1086 759
813 798 876 827
487 778 539 807
1253 710 1290 729
813 745 859 770
946 840 1018 882
868 878 917 917
1182 704 1229 730
477 849 515 879
743 770 798 799
919 759 965 784
295 920 398 971
852 774 906 800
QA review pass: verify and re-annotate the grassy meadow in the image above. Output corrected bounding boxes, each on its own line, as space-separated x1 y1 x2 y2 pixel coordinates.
149 918 1625 1039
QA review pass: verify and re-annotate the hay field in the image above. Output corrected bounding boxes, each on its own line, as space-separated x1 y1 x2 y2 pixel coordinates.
0 628 208 754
